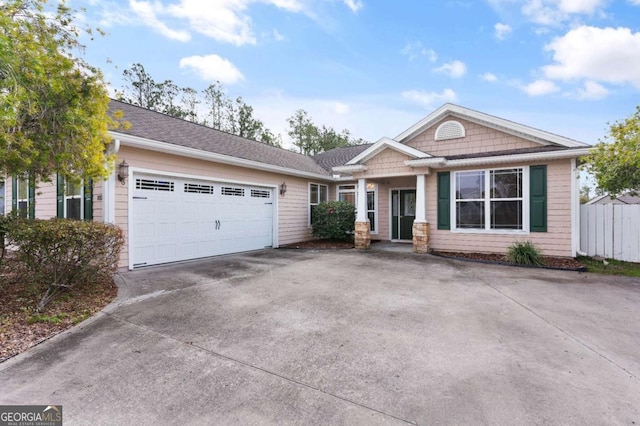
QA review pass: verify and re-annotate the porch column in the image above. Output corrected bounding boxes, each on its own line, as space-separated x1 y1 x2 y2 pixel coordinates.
355 177 371 249
413 174 430 254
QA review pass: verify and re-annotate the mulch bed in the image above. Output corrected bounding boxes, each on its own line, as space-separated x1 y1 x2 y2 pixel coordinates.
0 267 117 363
281 239 355 249
431 251 587 271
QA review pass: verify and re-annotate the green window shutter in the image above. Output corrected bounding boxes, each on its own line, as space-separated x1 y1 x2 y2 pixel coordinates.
83 179 93 221
437 172 451 230
28 177 35 219
11 176 17 212
530 165 547 232
57 174 65 218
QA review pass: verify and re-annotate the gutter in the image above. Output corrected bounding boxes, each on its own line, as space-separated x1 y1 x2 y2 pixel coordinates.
405 148 591 168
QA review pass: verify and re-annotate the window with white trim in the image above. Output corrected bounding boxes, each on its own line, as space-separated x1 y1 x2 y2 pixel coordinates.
337 183 377 233
65 180 83 220
17 177 29 218
0 180 5 215
454 167 525 231
309 183 328 225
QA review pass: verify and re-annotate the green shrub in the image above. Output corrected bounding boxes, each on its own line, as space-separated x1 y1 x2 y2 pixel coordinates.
506 240 542 265
3 218 124 311
311 201 356 241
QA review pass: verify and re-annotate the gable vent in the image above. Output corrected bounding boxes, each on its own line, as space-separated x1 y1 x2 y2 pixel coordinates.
435 120 465 141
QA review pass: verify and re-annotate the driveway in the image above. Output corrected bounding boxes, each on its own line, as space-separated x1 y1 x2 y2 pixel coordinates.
1 249 639 425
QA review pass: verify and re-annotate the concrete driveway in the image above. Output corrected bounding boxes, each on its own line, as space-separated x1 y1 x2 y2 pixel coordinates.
1 249 639 425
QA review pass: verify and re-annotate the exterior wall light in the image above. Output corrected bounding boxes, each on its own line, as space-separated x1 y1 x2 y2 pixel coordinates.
280 182 287 196
117 160 129 185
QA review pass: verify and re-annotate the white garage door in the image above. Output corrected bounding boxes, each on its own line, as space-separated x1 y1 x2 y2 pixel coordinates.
131 173 274 268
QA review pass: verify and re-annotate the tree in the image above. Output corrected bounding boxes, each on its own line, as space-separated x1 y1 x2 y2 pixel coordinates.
0 0 121 182
584 106 640 197
287 109 319 155
580 184 591 204
202 82 229 130
236 97 265 140
181 87 200 123
118 63 161 110
157 80 185 119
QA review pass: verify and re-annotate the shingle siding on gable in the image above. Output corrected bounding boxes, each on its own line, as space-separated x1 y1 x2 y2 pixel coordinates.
405 117 540 157
363 148 414 176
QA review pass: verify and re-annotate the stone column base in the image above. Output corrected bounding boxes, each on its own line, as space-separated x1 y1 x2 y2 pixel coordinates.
354 221 371 250
412 222 430 254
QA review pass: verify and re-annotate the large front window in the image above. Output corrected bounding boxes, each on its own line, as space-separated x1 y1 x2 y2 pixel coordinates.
65 180 83 220
309 183 328 226
337 183 377 233
454 168 524 231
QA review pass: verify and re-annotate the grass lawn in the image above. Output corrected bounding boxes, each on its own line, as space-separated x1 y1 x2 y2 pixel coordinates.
578 256 640 277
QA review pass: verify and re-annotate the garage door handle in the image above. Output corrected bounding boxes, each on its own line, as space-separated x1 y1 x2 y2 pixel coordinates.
133 196 147 200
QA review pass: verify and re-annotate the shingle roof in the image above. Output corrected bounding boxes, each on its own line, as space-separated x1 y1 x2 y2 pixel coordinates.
444 145 569 160
313 144 373 171
110 99 331 176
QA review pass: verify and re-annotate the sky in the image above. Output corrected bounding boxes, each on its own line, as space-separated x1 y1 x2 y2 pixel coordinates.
73 0 640 149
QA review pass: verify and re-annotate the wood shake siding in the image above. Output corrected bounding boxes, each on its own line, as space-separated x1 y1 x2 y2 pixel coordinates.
363 148 414 177
406 117 540 157
113 146 319 267
426 159 573 257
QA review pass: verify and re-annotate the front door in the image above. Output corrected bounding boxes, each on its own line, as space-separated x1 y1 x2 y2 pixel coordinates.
391 189 416 240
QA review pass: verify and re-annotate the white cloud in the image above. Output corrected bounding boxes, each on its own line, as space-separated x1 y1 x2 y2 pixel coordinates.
331 102 351 115
179 54 245 84
273 29 285 41
575 80 609 100
433 60 467 78
400 42 438 62
401 89 458 107
480 72 498 82
125 0 307 46
521 0 608 26
542 26 640 88
521 79 560 96
129 0 191 41
343 0 363 12
630 0 640 5
494 22 512 40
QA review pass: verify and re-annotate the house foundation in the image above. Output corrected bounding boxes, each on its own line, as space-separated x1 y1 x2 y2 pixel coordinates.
354 221 371 249
412 222 429 254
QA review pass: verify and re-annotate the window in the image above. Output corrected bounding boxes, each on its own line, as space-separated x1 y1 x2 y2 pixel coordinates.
57 176 93 220
309 183 328 225
454 168 525 232
337 183 377 233
16 177 30 218
221 186 244 197
0 180 5 216
65 180 83 220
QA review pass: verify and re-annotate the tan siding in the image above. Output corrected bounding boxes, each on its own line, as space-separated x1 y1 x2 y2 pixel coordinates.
93 180 103 222
406 117 540 157
426 160 573 257
114 146 325 267
363 148 414 177
35 180 57 219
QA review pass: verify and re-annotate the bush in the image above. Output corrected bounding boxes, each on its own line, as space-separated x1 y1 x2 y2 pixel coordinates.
3 218 124 311
311 201 356 241
506 240 542 265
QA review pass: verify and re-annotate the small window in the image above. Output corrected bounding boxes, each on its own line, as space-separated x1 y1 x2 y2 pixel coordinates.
221 186 244 197
185 183 214 194
136 178 175 191
251 189 270 198
435 120 465 141
17 177 30 218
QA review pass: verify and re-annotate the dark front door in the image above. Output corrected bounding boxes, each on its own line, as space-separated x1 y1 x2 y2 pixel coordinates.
392 189 416 240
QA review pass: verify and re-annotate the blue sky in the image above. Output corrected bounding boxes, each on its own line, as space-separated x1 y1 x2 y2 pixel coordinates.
74 0 640 148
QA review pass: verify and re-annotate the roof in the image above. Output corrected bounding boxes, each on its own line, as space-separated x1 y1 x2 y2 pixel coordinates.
394 103 590 148
587 192 640 205
313 144 372 171
109 99 330 177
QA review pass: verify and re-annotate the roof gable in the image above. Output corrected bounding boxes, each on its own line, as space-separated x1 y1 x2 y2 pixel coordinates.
345 137 430 165
395 104 589 148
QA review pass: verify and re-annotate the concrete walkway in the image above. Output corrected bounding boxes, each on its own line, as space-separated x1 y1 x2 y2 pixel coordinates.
1 249 639 425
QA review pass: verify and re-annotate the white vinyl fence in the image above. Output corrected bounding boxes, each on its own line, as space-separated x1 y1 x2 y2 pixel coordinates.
580 204 640 262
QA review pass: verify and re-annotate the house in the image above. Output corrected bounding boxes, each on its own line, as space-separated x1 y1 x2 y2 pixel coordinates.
1 100 591 269
586 192 640 205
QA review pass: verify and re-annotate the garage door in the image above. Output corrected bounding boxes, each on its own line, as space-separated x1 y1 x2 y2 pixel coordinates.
131 173 274 268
